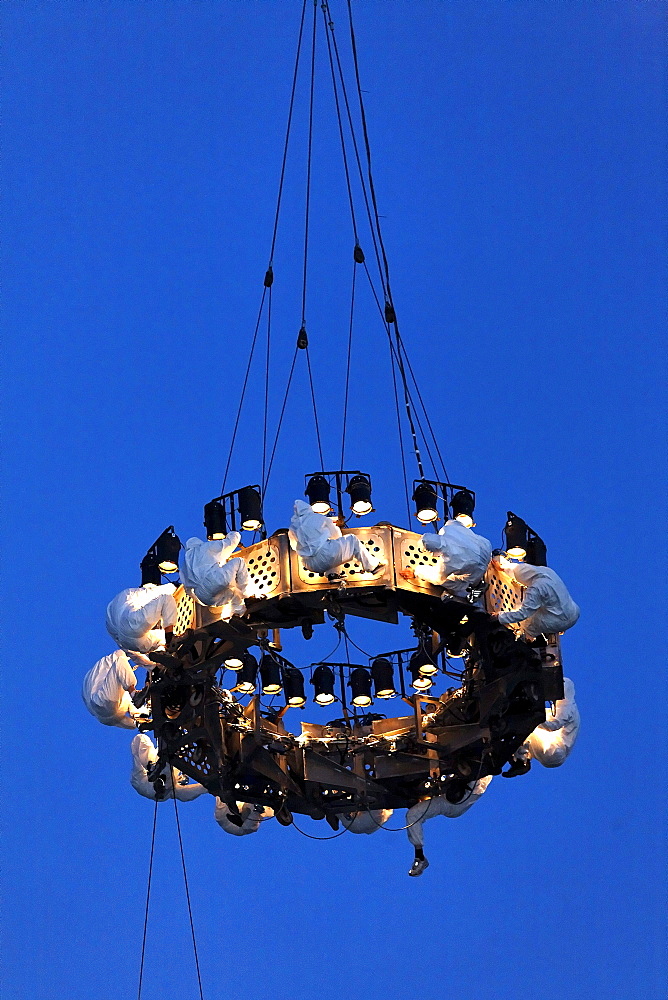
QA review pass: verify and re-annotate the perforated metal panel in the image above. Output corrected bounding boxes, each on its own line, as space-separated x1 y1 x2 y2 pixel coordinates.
244 536 285 599
173 586 196 636
484 564 524 616
391 528 443 598
289 526 393 592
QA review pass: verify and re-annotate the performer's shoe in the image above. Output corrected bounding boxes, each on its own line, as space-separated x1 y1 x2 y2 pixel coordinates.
502 758 532 778
408 857 429 877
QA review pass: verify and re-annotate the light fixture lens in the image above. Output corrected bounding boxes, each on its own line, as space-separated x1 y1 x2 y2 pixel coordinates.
346 475 373 517
312 665 336 706
412 675 433 691
312 500 332 515
349 667 373 707
237 486 263 532
413 481 439 524
504 512 528 561
417 506 438 524
155 527 182 574
225 655 244 671
418 660 439 676
506 546 526 560
158 559 178 573
238 680 256 694
305 475 333 515
455 514 474 528
352 693 372 707
315 692 336 706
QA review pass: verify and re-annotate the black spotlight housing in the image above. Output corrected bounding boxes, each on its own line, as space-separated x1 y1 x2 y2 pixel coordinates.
451 490 475 520
349 667 373 707
284 667 306 707
371 657 396 699
238 486 263 531
409 652 434 691
141 554 162 587
444 778 470 804
413 480 439 524
155 526 181 573
312 665 336 706
504 511 529 560
237 652 258 694
346 474 373 516
260 653 282 695
305 475 332 515
204 499 227 540
525 533 548 567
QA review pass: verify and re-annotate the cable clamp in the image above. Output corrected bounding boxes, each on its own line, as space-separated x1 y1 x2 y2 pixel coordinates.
297 325 308 349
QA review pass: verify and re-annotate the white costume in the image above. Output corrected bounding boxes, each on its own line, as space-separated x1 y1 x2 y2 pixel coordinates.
130 734 208 801
497 563 580 638
82 650 138 729
288 500 380 575
417 519 492 597
106 582 177 655
406 776 492 849
341 809 393 834
521 677 580 768
213 798 274 836
179 533 252 616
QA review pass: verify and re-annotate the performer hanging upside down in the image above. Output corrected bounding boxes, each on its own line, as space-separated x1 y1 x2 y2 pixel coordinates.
289 499 383 576
504 677 580 777
179 532 253 617
82 649 143 729
406 776 493 877
106 582 178 656
130 733 208 801
213 798 274 835
492 556 580 640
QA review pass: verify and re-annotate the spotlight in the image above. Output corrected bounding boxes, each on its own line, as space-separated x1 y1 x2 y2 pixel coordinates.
349 667 373 707
371 657 396 699
284 668 306 707
451 490 475 526
312 665 336 706
224 653 244 671
504 512 528 560
260 653 282 695
346 475 373 516
411 649 438 677
413 481 438 524
238 486 263 532
305 475 332 515
409 654 434 691
204 499 227 540
141 554 162 587
236 652 258 694
525 533 548 567
155 527 181 573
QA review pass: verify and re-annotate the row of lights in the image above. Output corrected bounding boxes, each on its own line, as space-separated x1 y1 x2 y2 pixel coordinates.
305 473 373 517
223 647 447 708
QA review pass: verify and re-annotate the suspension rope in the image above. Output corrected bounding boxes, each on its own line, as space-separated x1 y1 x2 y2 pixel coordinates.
136 799 159 1000
394 329 450 482
340 260 356 469
171 794 205 1000
305 345 325 469
261 285 273 487
269 0 309 265
263 344 299 492
291 817 351 840
300 0 318 328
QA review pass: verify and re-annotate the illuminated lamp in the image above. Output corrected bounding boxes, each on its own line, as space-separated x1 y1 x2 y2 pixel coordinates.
371 657 396 699
284 668 306 707
260 653 282 695
451 490 475 527
156 527 181 573
141 554 162 587
305 475 332 515
409 653 434 691
504 512 528 560
349 667 373 707
413 647 439 677
224 653 244 671
238 486 263 531
413 481 438 524
236 652 258 694
346 475 373 516
312 665 336 706
204 499 227 540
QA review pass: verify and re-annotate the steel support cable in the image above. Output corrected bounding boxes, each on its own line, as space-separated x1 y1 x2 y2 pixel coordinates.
221 286 268 493
136 799 159 1000
394 328 450 483
171 793 205 1000
291 818 351 840
263 345 299 493
300 0 318 328
305 345 325 469
268 0 309 265
261 285 273 488
324 5 387 299
339 260 356 468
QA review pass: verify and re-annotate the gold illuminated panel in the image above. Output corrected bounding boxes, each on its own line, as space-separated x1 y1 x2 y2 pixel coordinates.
484 564 524 616
173 586 196 636
391 527 443 598
243 535 285 600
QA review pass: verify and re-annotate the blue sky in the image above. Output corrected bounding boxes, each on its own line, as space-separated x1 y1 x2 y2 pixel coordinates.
2 2 666 998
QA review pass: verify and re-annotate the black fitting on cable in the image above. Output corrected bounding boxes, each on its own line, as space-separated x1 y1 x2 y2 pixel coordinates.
353 244 365 263
297 325 308 349
264 266 274 288
384 301 396 324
